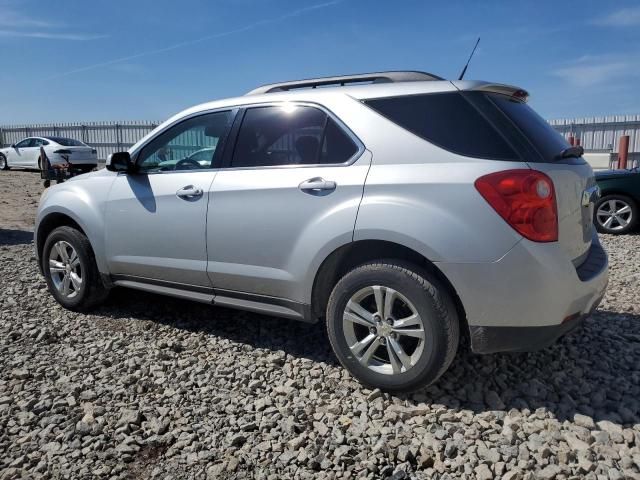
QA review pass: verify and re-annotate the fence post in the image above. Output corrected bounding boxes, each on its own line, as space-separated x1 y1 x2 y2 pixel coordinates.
0 127 4 147
82 125 87 143
116 123 122 152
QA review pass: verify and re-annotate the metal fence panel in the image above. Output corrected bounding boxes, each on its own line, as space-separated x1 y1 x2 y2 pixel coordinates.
2 115 639 162
0 121 160 160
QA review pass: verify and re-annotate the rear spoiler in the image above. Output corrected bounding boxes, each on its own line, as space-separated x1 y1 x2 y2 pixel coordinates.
451 81 529 102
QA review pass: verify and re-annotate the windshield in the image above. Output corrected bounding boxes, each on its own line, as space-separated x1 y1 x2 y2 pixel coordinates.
47 137 87 147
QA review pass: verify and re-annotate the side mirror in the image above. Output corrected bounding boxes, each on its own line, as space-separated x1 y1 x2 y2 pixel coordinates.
106 151 135 173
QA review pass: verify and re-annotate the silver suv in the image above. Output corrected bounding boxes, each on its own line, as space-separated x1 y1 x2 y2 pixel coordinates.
35 71 608 392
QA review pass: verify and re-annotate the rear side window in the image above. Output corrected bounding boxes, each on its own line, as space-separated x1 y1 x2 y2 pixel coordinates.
489 94 569 162
364 92 518 160
231 105 358 168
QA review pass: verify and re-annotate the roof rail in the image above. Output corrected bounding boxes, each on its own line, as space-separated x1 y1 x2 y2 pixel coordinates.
246 70 443 95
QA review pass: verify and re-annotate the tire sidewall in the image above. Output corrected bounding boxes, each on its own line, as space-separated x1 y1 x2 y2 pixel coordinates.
42 227 93 309
327 264 452 391
595 194 637 234
0 154 7 170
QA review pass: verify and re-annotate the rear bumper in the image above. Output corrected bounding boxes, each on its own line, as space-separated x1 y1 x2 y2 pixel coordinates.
437 231 608 354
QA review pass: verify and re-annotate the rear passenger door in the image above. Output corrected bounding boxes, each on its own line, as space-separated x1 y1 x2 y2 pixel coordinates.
206 103 371 304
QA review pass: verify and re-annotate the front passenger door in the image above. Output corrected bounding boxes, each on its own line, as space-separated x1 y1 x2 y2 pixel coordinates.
9 138 34 166
104 110 235 287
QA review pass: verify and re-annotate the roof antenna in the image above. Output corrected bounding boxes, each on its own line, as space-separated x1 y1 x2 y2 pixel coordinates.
458 37 480 81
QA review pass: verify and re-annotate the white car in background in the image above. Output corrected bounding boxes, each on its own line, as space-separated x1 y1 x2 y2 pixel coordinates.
0 136 98 172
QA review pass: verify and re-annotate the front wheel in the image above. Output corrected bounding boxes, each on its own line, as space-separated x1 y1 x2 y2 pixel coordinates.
0 154 8 170
326 261 459 392
42 226 109 311
594 194 638 234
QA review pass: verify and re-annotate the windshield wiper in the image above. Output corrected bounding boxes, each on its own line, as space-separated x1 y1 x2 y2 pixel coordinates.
555 146 584 160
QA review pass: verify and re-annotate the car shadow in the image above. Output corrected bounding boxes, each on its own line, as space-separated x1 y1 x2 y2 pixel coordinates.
97 289 639 426
0 228 34 246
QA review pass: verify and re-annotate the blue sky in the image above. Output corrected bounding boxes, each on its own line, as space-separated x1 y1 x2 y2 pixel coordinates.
1 0 639 124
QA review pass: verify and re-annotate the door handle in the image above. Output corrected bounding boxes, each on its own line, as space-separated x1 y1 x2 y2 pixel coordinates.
298 177 337 194
176 185 203 199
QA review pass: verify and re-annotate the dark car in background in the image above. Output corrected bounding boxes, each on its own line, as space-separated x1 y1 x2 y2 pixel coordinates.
594 169 640 234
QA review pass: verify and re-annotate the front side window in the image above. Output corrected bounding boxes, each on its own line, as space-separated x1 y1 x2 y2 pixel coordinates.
137 110 233 172
15 138 33 148
231 105 358 168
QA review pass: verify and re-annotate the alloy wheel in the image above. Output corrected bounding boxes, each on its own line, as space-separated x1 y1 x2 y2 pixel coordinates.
48 241 83 298
343 285 426 375
596 199 633 231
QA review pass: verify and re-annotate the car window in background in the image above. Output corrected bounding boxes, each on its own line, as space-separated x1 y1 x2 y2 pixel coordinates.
47 137 87 147
231 105 358 167
364 92 518 161
15 139 33 148
136 111 233 172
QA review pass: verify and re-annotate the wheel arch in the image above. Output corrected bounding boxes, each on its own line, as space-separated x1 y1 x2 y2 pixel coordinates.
310 239 468 334
36 213 87 270
598 189 639 205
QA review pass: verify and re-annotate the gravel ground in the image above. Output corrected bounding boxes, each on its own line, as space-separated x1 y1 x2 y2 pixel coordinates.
1 170 639 479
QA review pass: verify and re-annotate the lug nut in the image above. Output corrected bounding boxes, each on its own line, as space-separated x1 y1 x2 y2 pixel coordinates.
379 337 387 345
369 327 377 335
386 318 394 325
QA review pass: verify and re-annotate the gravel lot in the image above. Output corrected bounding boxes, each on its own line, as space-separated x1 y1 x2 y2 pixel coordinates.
1 170 639 479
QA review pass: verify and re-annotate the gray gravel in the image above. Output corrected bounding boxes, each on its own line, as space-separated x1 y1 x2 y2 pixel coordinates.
1 227 639 479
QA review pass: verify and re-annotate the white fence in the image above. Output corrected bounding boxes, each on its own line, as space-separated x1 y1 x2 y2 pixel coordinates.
0 121 160 160
2 114 639 162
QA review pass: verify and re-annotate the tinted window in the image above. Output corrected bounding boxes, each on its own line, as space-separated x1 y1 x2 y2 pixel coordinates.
137 111 233 172
364 92 518 160
47 137 86 147
489 94 569 162
15 138 33 148
231 105 358 168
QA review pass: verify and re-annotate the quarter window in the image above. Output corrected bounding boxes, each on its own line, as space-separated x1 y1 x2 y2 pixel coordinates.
231 105 358 168
364 92 518 160
137 111 234 172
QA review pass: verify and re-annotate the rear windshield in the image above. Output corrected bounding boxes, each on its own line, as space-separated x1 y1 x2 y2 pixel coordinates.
488 94 569 162
364 92 518 161
47 137 86 147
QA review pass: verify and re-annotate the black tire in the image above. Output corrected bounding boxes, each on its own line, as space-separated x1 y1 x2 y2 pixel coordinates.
326 260 459 392
594 194 638 234
0 153 8 170
42 226 109 311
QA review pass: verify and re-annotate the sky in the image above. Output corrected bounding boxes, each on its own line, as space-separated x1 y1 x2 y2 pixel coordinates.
0 0 639 124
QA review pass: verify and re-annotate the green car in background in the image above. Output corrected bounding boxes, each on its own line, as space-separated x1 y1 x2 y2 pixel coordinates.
594 168 640 234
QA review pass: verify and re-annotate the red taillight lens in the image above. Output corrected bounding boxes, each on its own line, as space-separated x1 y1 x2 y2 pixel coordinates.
475 169 558 242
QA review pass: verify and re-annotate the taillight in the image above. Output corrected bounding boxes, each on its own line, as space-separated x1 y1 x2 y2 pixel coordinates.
91 149 97 154
54 149 72 154
475 169 558 242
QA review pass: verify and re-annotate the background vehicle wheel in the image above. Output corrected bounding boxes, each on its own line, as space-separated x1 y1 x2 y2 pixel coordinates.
42 226 109 311
0 154 8 170
594 194 638 234
326 260 459 392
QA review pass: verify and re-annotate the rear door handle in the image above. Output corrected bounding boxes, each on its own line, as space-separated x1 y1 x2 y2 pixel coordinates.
298 177 337 194
176 185 203 199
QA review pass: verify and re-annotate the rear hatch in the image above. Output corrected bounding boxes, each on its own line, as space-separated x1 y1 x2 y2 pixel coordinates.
61 146 96 163
478 88 595 264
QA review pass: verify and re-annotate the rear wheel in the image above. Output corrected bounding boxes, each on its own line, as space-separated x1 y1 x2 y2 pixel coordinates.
0 154 8 170
326 260 459 392
42 226 109 311
594 194 637 234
